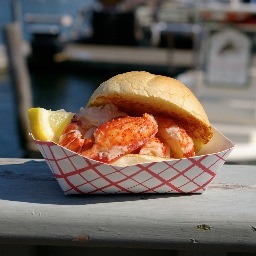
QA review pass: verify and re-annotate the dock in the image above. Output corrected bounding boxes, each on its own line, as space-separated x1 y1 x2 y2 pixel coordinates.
54 43 195 71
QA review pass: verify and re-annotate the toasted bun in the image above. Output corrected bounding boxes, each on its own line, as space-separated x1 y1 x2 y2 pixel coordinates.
87 71 213 152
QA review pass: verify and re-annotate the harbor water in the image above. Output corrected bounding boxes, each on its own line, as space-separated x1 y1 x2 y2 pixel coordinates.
0 0 102 158
0 0 95 44
0 65 111 158
0 72 20 157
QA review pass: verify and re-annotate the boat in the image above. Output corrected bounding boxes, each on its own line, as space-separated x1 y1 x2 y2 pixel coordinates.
24 1 201 75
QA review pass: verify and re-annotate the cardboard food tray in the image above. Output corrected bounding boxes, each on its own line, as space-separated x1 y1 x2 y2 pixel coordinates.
34 126 234 194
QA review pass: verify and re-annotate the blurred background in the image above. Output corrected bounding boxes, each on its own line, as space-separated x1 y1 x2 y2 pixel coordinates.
0 0 256 163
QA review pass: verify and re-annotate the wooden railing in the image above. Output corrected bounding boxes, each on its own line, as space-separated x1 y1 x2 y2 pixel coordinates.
0 158 255 256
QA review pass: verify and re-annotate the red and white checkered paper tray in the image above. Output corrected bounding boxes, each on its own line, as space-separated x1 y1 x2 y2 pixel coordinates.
34 126 234 194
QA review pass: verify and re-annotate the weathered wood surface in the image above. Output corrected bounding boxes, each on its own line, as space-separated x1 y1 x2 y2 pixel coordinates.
0 159 255 253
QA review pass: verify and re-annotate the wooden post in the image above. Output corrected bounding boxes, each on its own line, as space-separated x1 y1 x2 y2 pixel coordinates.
11 0 21 22
3 22 37 157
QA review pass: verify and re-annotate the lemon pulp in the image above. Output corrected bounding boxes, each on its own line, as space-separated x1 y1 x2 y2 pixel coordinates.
28 107 74 142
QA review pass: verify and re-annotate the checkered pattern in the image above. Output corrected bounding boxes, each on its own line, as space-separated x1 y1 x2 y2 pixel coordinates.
34 139 233 194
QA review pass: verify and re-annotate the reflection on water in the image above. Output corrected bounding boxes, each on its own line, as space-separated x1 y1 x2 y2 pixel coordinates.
0 70 110 158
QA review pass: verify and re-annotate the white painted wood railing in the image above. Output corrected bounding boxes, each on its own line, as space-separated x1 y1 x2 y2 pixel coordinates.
0 159 255 256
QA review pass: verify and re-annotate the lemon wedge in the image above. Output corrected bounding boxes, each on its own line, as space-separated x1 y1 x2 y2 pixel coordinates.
28 107 74 142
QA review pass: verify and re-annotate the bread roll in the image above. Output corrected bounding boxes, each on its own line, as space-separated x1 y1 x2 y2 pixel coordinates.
87 71 213 153
111 154 173 167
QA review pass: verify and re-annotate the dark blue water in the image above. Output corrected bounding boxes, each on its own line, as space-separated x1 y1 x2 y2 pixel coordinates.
0 70 108 158
30 71 107 113
0 73 21 157
0 0 95 44
0 69 110 159
0 0 104 158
